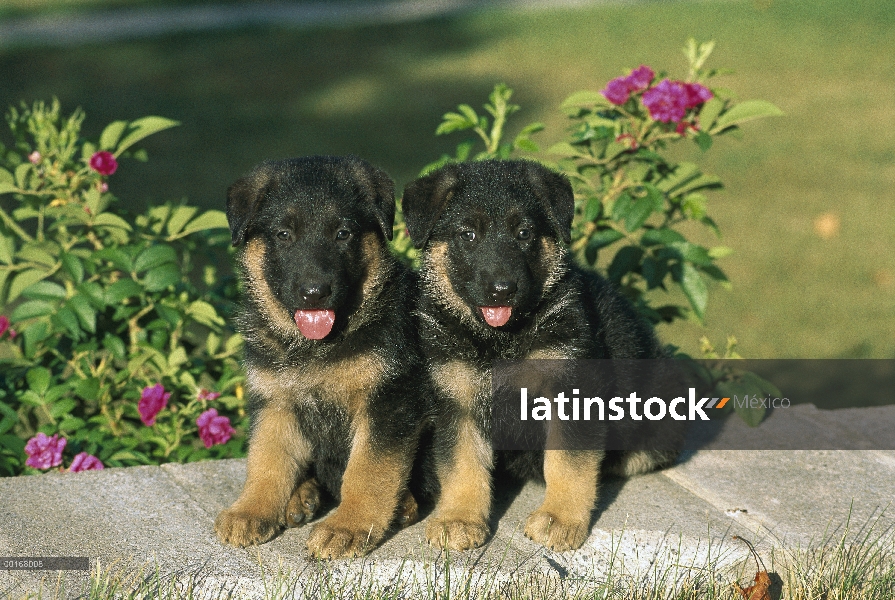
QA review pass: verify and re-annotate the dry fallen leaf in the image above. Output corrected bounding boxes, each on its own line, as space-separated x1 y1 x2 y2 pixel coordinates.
732 536 773 600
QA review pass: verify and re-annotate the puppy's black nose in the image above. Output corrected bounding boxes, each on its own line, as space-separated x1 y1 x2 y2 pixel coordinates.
487 280 517 304
300 283 332 306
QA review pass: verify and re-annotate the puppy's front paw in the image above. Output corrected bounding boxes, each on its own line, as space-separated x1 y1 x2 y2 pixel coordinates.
306 516 380 558
524 509 588 552
286 478 321 528
425 516 489 550
215 507 282 547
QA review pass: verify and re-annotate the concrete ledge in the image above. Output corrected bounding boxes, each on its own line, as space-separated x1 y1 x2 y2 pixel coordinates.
1 405 893 598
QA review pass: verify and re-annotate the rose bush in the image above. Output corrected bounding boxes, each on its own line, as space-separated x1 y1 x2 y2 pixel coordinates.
0 100 246 476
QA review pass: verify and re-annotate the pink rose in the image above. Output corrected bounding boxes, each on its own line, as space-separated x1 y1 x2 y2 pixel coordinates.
0 315 10 337
138 383 170 426
24 433 66 470
197 389 221 402
89 151 118 176
69 452 104 472
196 409 235 449
642 79 689 123
28 151 41 165
600 65 655 105
683 83 713 109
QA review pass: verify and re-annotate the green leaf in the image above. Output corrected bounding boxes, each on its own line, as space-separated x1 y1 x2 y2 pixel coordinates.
8 269 49 303
668 241 713 267
607 246 643 284
11 300 55 321
14 163 31 188
114 116 180 157
165 206 199 237
584 197 602 222
22 321 50 359
656 162 700 193
50 398 77 419
21 280 66 301
74 377 101 401
94 248 133 272
0 402 18 435
712 100 784 133
143 263 181 291
17 245 58 267
68 295 96 333
186 300 225 327
696 98 725 130
677 262 707 321
104 279 143 304
624 196 656 232
708 246 734 259
175 209 229 238
641 228 686 246
61 253 84 283
670 174 722 198
560 90 610 110
99 120 128 151
102 334 127 361
695 131 713 151
0 167 14 186
26 367 51 395
0 233 14 264
53 306 82 338
611 192 633 223
134 245 177 273
93 212 133 231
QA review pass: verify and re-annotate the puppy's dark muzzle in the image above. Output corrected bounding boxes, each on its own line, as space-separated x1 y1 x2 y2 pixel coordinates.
299 282 332 307
487 280 517 305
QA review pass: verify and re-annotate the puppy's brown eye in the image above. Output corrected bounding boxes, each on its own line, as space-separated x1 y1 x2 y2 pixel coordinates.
335 229 352 241
460 230 476 242
276 230 291 242
517 228 532 241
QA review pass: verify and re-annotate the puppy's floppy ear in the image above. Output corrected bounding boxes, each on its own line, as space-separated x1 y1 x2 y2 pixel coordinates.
402 164 460 249
226 161 277 247
522 161 575 245
345 156 396 241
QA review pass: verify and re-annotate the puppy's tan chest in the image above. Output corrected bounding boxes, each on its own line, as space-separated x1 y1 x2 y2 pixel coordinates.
247 352 385 414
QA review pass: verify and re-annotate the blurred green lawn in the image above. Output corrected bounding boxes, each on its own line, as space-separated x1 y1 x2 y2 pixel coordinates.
1 0 892 358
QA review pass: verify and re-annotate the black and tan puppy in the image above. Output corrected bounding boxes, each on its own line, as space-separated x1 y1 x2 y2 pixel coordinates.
402 159 681 552
215 156 428 558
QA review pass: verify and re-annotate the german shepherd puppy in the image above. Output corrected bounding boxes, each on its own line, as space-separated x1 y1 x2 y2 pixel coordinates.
402 159 681 552
215 156 427 558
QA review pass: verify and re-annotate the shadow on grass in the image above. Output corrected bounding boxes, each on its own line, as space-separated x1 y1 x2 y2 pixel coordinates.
0 15 541 213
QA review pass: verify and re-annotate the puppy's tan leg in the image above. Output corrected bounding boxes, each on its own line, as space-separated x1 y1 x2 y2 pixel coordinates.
306 418 411 558
524 449 600 551
216 407 311 547
286 477 321 528
425 418 493 551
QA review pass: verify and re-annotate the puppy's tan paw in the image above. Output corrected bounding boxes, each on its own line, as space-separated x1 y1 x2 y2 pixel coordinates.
215 507 282 547
425 516 489 550
306 517 380 559
524 509 589 552
286 478 321 528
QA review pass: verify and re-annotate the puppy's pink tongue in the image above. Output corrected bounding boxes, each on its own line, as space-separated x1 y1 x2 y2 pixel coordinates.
480 306 512 327
294 309 335 340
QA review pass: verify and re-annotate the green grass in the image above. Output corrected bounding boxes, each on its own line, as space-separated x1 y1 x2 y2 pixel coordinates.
0 0 893 359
